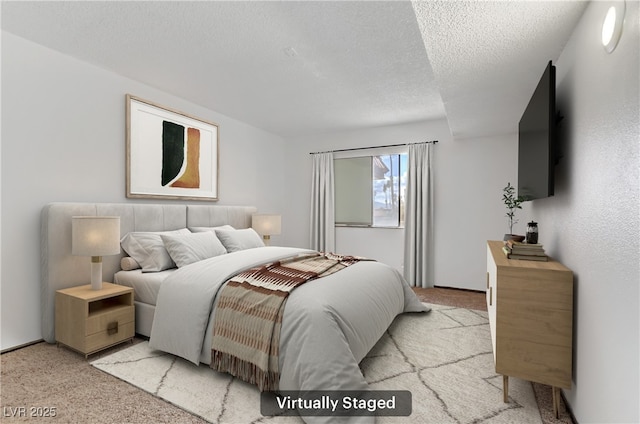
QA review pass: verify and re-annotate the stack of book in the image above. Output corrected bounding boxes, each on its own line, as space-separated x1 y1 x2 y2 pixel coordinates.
502 240 548 261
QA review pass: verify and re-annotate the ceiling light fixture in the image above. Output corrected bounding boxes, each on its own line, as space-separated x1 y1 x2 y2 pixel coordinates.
602 1 625 53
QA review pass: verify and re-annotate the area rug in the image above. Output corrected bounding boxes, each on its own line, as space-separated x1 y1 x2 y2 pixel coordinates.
90 304 541 423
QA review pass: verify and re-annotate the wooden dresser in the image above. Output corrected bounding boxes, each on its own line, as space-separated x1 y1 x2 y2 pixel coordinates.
486 240 573 417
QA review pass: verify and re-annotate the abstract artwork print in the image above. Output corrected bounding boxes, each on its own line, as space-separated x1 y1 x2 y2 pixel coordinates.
127 95 218 201
162 122 201 189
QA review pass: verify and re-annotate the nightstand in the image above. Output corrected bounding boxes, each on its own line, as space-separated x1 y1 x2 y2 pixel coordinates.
55 282 134 357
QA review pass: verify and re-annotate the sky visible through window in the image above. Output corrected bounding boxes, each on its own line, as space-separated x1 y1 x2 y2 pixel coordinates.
373 154 407 227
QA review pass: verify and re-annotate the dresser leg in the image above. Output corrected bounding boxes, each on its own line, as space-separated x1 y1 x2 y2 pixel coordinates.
503 375 509 402
552 386 560 418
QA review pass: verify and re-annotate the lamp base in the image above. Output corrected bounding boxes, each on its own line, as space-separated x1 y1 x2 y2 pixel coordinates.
91 257 103 290
263 235 271 246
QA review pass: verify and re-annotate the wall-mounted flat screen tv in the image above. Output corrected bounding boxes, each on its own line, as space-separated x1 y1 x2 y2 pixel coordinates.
518 60 556 201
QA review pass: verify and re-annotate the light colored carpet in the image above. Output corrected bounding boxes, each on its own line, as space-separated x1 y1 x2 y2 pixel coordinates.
91 304 541 423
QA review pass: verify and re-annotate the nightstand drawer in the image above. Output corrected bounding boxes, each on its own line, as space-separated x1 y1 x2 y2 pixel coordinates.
85 321 135 354
86 306 134 335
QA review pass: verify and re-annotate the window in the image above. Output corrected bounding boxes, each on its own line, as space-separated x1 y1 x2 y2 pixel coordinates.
334 153 407 228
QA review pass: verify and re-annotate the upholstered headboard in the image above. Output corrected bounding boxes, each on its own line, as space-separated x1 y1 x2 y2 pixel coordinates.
40 202 257 343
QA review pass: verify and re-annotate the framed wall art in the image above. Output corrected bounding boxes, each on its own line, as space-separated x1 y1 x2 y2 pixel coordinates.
126 94 219 201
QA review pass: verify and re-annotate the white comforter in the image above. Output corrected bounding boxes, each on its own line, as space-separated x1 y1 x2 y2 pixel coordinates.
149 246 428 423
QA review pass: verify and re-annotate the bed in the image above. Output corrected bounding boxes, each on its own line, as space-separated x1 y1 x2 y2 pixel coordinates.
41 202 428 422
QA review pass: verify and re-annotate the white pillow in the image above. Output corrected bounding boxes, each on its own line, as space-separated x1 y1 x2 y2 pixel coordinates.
161 231 227 268
189 225 235 233
215 228 264 252
120 228 190 272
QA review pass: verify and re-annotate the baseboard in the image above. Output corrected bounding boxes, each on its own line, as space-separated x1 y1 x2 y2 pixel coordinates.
433 285 485 293
1 339 44 354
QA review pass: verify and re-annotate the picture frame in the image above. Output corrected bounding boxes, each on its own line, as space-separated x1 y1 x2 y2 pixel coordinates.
126 94 219 201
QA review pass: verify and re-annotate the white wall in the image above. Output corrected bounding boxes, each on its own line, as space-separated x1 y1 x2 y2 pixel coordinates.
1 32 287 350
283 119 519 290
434 133 528 289
529 2 639 422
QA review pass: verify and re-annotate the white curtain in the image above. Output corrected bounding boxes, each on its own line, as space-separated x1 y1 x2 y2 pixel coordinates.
310 152 335 252
403 143 434 288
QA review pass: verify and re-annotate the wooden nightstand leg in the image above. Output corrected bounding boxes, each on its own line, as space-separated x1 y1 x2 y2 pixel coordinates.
503 375 509 403
552 387 560 418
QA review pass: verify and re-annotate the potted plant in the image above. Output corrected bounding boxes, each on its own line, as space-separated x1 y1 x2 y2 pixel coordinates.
502 182 525 241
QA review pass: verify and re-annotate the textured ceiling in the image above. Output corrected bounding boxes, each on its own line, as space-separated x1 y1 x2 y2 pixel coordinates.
1 1 588 139
413 0 588 138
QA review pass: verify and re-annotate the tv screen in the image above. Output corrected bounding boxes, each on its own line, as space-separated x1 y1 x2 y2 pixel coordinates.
518 61 556 201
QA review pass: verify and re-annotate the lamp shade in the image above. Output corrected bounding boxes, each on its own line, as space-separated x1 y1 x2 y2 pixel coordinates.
252 214 281 236
72 216 121 256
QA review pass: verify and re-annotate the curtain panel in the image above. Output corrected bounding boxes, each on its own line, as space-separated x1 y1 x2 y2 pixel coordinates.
403 143 434 288
310 152 336 252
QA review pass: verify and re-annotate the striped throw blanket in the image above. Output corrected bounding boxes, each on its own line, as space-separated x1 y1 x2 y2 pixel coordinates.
210 252 367 391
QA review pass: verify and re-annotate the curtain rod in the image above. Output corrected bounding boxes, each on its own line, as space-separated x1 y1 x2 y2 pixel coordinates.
309 140 438 155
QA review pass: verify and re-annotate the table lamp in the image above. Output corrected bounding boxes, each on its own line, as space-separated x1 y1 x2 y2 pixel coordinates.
72 216 121 290
252 214 281 246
